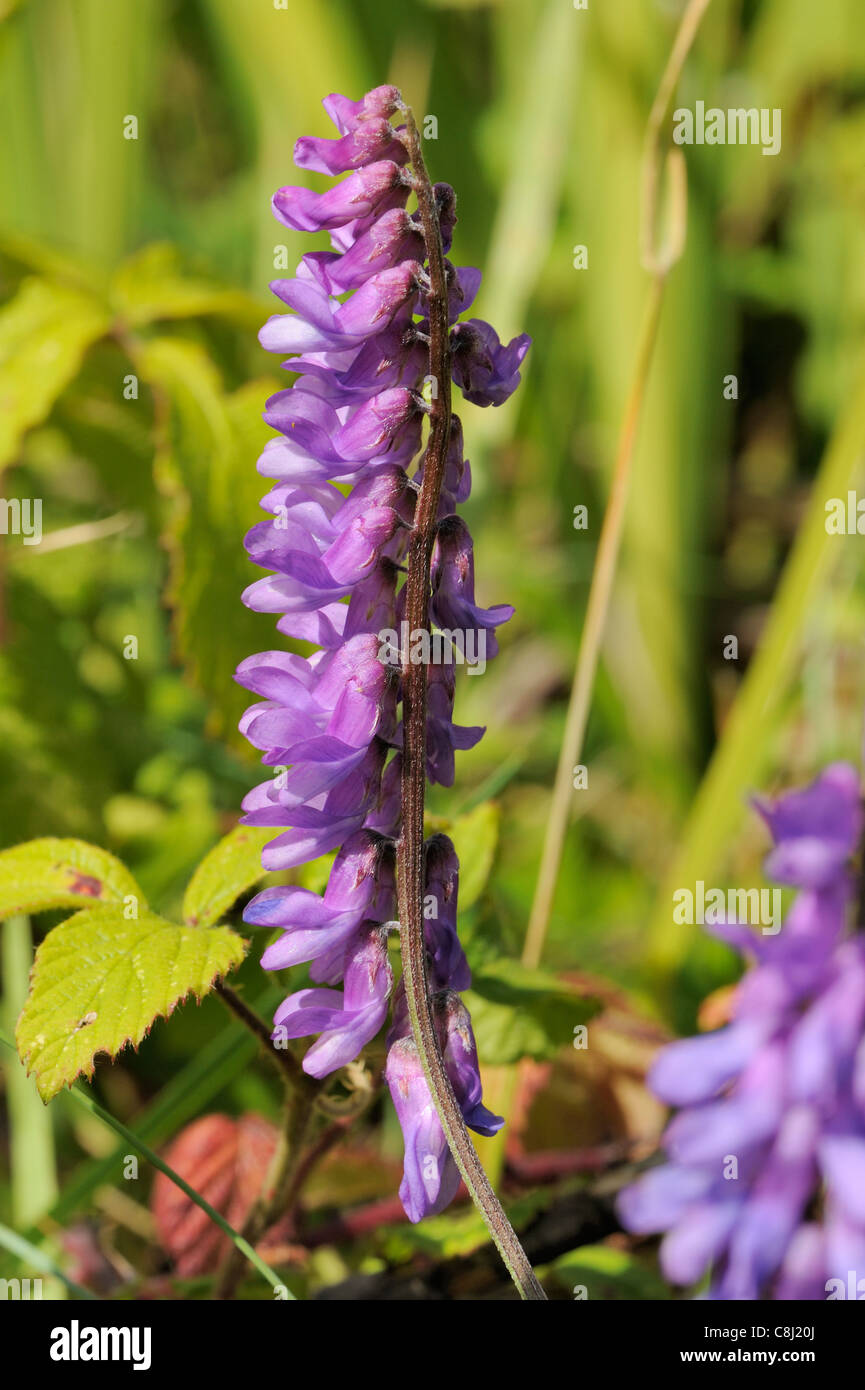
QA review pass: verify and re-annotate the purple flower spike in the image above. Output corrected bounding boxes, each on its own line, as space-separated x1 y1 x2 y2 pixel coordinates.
618 760 865 1300
239 86 529 1224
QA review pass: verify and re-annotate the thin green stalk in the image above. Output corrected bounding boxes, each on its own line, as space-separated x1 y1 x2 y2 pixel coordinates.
523 279 665 969
522 0 710 972
0 1028 291 1298
2 915 58 1225
0 1220 97 1301
46 984 285 1228
647 350 865 983
214 1076 318 1300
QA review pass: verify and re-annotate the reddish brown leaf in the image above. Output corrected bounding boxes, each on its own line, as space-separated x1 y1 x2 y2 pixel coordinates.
151 1113 278 1277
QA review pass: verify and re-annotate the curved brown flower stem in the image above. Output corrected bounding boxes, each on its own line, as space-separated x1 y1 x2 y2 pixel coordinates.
396 104 546 1302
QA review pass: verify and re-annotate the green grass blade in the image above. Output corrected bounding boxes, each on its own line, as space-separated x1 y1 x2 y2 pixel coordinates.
2 915 58 1225
0 1026 293 1297
47 985 284 1225
471 0 580 458
648 351 865 987
0 1219 96 1300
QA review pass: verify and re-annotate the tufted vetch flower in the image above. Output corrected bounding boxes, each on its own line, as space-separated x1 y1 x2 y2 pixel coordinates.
238 86 530 1223
618 761 865 1299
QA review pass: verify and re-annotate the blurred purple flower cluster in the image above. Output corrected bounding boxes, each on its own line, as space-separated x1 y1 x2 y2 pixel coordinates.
238 86 529 1221
619 762 865 1299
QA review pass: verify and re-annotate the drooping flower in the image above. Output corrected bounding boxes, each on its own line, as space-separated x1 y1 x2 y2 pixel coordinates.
385 992 503 1222
238 86 530 1222
618 762 865 1299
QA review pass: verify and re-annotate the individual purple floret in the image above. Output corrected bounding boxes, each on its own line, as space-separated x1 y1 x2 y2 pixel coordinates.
420 835 471 992
385 992 503 1221
618 762 865 1299
238 86 530 1222
274 922 393 1079
451 320 532 407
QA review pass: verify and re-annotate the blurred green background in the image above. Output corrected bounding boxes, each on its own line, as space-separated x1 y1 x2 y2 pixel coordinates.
2 0 865 1296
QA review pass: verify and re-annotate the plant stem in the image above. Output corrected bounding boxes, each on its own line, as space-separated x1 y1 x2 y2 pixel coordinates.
523 0 710 972
0 1029 289 1297
648 350 865 982
210 986 336 1297
214 1075 318 1299
396 105 546 1302
214 1068 380 1296
2 915 58 1225
524 279 664 967
215 980 311 1091
0 1219 97 1301
281 1118 353 1223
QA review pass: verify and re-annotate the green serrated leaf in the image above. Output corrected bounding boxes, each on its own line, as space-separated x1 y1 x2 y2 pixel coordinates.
182 824 273 927
0 838 145 920
464 959 599 1065
0 278 110 467
110 243 262 328
16 905 246 1102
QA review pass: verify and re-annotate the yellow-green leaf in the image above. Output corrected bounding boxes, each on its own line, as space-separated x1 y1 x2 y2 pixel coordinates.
447 802 500 911
111 244 261 328
16 905 246 1101
0 838 145 920
548 1245 670 1301
182 824 272 927
0 278 110 467
464 960 599 1065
